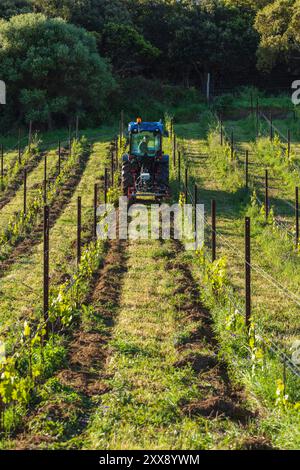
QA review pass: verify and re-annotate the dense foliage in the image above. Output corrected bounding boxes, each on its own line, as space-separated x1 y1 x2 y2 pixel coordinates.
255 0 300 73
0 13 115 128
0 1 297 128
0 1 284 78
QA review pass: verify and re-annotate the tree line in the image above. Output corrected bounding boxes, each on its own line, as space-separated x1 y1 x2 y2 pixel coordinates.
0 1 298 129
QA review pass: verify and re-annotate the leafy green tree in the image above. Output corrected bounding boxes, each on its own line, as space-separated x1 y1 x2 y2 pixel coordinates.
0 0 31 19
31 0 73 20
31 0 157 79
101 22 160 76
165 0 259 86
124 0 178 79
31 0 131 31
224 0 274 10
0 13 115 127
255 0 297 72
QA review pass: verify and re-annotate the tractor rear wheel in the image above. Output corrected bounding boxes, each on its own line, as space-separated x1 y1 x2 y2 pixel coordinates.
122 161 134 196
156 161 169 187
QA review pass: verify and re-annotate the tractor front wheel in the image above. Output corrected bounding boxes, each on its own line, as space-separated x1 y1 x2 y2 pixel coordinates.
122 161 134 196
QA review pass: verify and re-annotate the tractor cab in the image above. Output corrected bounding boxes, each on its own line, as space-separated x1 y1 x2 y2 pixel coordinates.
129 120 163 158
122 118 169 201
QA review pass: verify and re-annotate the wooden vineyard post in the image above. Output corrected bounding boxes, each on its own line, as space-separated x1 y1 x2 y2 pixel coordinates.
194 183 198 237
28 120 32 150
43 205 50 336
211 199 216 262
270 113 273 142
256 99 259 137
113 149 116 172
23 169 27 216
245 150 249 189
120 110 124 140
58 140 61 175
220 119 223 146
18 128 21 164
104 168 108 204
111 151 114 187
93 183 98 240
173 134 176 167
0 397 4 433
77 196 81 265
184 168 188 202
245 216 251 330
170 118 174 138
178 151 181 184
265 169 269 220
18 130 22 164
75 115 79 140
44 153 47 203
0 144 3 190
115 135 118 159
296 186 299 250
69 124 72 157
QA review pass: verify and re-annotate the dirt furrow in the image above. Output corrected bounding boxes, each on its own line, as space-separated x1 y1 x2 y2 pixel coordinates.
81 234 268 450
9 239 127 450
169 240 272 449
6 217 270 450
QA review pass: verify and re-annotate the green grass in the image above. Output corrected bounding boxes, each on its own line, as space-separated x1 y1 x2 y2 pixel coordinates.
0 136 111 348
1 110 300 449
0 149 58 232
213 88 294 112
178 117 300 344
174 114 300 448
84 239 259 450
188 243 300 450
0 130 114 440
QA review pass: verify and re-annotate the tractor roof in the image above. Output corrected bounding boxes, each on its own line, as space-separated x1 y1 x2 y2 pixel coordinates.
128 121 164 134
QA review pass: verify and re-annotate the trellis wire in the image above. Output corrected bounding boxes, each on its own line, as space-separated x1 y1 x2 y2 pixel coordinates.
185 152 300 381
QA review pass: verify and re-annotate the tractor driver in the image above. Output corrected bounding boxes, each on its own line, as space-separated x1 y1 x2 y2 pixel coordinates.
139 135 149 155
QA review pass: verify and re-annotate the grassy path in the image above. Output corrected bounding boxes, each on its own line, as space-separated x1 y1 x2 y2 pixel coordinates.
176 123 300 347
3 235 268 450
0 150 42 211
0 124 277 450
0 149 59 231
0 138 109 343
5 239 126 450
83 238 264 450
223 117 298 222
2 119 298 449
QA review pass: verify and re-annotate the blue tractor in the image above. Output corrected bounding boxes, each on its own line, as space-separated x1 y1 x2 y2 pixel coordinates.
122 118 169 201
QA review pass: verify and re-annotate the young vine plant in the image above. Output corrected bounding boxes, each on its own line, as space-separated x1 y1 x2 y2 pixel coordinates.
0 137 89 262
0 134 41 192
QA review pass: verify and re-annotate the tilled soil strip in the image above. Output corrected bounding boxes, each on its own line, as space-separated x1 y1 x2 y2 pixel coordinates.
170 240 272 449
82 236 271 450
8 227 271 449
